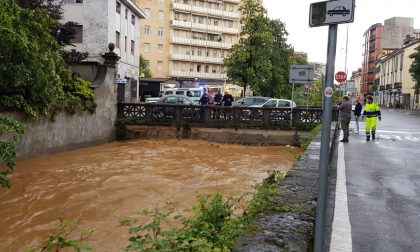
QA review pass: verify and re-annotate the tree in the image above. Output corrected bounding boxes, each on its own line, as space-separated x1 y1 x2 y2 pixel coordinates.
0 1 72 118
224 0 273 96
139 55 152 78
409 45 420 104
262 19 293 98
0 115 24 188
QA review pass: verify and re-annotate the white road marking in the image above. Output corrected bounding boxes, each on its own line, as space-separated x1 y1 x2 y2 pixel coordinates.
330 132 352 252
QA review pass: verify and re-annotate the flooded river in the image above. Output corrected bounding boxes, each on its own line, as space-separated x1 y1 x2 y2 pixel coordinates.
0 139 300 251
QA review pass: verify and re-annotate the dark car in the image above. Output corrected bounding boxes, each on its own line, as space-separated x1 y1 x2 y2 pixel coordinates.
231 96 271 107
327 6 350 16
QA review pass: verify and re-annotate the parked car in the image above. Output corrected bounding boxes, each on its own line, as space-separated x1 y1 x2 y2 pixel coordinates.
146 88 204 103
156 95 198 105
231 96 271 107
250 98 297 108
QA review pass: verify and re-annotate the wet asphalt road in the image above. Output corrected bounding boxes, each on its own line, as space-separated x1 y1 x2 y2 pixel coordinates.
337 108 420 252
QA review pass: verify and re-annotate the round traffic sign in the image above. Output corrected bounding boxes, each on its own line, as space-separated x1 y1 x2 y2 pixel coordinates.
335 71 347 83
324 87 334 98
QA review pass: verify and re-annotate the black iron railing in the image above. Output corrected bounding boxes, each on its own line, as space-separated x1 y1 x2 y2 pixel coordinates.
117 103 338 130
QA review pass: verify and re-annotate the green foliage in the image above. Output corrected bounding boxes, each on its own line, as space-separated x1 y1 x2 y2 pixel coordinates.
299 124 321 150
0 0 72 118
0 115 25 188
139 55 152 78
123 171 285 251
224 0 274 96
24 219 92 252
0 1 95 118
409 45 420 99
307 79 323 106
63 77 96 114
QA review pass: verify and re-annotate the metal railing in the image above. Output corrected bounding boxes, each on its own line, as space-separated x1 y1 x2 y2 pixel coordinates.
117 103 338 130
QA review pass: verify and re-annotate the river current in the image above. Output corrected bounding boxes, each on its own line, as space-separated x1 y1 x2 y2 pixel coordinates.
0 139 299 251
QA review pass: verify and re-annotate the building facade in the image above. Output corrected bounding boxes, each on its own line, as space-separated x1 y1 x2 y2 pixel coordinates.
360 17 417 96
63 0 147 101
376 39 420 109
309 62 326 81
134 0 241 94
351 68 362 96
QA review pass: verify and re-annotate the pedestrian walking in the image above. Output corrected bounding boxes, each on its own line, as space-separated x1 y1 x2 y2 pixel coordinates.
362 95 381 141
337 95 352 142
354 98 363 134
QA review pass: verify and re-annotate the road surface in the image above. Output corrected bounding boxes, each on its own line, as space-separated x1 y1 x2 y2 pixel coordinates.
329 108 420 252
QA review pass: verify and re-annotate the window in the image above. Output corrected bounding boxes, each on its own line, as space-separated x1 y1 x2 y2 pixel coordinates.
115 31 120 48
144 26 150 35
174 13 179 20
131 14 135 25
116 1 121 13
158 44 163 53
131 40 135 54
70 25 83 43
65 0 83 3
124 36 127 51
125 8 128 19
197 65 201 72
158 10 164 20
144 43 150 52
157 27 164 37
145 8 151 18
157 61 163 70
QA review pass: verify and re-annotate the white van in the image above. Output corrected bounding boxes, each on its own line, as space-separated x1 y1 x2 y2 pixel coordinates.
146 88 205 103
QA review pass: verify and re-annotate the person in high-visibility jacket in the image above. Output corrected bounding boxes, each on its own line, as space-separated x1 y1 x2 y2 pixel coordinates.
362 95 381 141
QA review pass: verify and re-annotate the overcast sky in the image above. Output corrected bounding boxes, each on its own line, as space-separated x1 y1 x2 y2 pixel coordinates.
263 0 420 76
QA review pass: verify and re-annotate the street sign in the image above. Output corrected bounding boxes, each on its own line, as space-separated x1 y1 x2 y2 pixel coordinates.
289 64 315 84
335 71 347 83
116 78 127 84
309 0 355 27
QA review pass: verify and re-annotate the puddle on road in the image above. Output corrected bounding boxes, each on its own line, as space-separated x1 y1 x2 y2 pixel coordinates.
0 139 300 251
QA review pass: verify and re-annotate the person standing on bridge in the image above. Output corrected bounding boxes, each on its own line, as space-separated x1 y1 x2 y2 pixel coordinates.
337 95 352 142
362 95 381 141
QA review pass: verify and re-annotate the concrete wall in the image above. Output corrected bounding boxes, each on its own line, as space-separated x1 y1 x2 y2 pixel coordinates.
5 64 117 159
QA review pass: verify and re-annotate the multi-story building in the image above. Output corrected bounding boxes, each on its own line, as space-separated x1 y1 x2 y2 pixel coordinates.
360 17 416 96
309 62 326 81
134 0 241 95
63 0 147 101
376 38 420 109
351 68 362 96
361 23 382 95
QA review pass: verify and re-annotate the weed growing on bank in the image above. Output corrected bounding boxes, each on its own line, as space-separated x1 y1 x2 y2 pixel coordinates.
121 170 285 252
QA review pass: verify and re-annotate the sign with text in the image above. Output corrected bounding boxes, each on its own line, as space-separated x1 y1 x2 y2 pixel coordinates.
335 71 347 83
289 64 315 84
309 0 355 27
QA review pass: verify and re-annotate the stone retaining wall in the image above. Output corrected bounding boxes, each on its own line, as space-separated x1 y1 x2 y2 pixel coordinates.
233 124 339 251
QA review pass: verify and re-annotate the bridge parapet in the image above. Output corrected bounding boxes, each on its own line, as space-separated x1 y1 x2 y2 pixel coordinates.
117 103 338 130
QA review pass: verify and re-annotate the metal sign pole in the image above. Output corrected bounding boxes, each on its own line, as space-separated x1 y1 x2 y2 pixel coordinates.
314 24 338 252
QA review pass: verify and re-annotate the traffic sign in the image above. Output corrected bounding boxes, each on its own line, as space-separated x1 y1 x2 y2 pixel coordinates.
335 71 347 83
289 64 315 84
309 0 355 27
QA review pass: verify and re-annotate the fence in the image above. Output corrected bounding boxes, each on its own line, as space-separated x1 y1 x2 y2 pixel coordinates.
117 103 338 130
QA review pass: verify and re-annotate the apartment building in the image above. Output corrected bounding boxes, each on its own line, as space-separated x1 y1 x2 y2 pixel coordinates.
360 17 417 95
376 38 420 109
309 62 326 81
63 0 147 101
351 68 362 96
134 0 241 94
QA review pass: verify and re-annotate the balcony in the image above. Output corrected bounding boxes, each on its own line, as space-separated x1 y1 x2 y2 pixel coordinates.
394 82 402 89
369 34 376 41
170 70 227 80
172 3 240 20
369 46 375 52
171 37 233 49
171 20 239 35
385 84 392 90
368 57 375 63
170 53 224 64
224 0 240 3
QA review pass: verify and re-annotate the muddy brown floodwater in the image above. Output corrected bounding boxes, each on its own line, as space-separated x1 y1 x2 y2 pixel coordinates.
0 139 300 251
